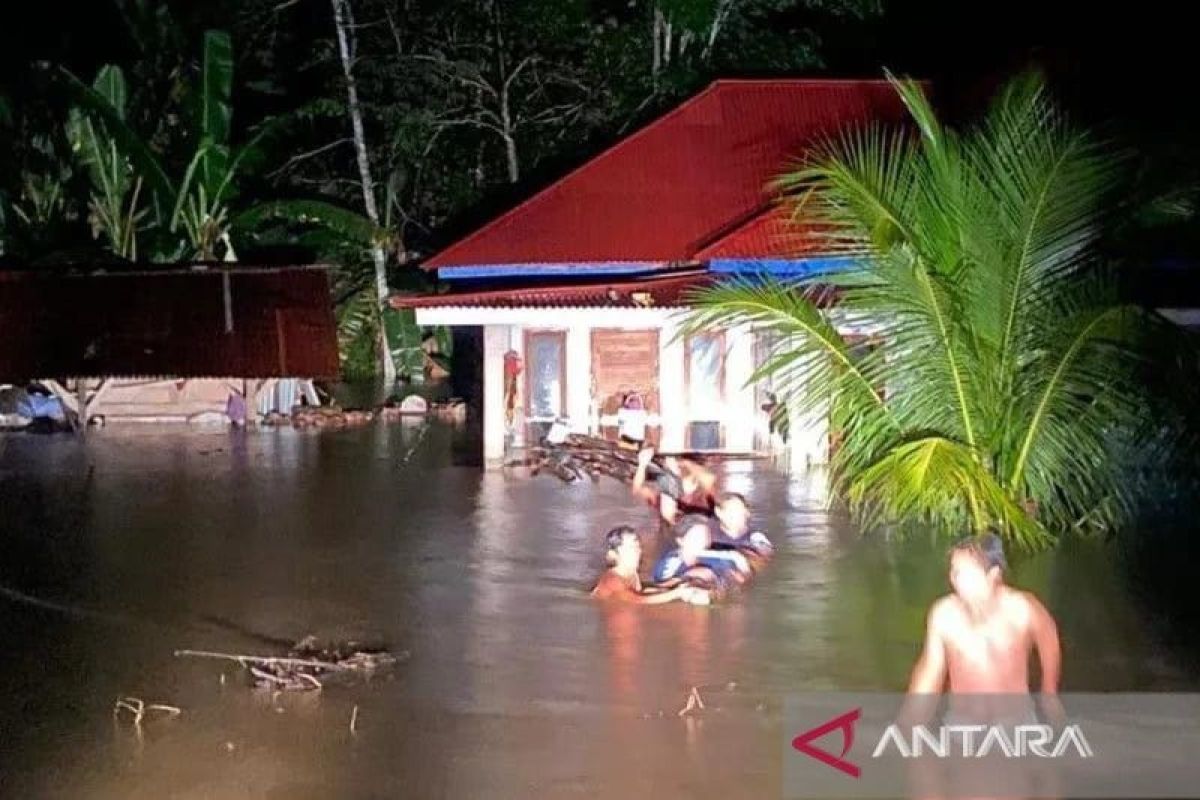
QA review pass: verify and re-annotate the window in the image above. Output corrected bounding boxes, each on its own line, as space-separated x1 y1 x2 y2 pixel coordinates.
753 329 787 450
524 330 566 442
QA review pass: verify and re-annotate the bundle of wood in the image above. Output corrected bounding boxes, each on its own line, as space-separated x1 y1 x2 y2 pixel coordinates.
528 434 670 487
175 636 402 692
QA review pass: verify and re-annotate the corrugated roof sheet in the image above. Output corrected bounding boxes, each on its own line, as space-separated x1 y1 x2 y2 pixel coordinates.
0 266 339 380
390 269 839 310
391 271 714 309
424 79 912 270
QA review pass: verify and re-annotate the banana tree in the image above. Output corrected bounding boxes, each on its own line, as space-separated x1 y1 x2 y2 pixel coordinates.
66 65 145 259
61 31 378 261
335 284 453 383
60 28 418 379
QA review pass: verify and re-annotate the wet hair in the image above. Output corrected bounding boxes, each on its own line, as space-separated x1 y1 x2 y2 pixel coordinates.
949 532 1007 573
718 492 747 508
604 526 639 565
674 514 711 541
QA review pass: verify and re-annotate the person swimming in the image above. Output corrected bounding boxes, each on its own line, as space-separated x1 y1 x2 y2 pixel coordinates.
591 526 711 605
651 515 752 589
631 447 717 526
709 493 773 562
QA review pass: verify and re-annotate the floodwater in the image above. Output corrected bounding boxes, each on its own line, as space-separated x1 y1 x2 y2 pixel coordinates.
0 423 1197 799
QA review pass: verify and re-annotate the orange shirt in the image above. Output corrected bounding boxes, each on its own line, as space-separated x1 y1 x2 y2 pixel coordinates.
591 570 640 602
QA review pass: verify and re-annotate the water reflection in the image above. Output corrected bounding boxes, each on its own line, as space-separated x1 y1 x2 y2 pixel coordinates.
0 425 1196 798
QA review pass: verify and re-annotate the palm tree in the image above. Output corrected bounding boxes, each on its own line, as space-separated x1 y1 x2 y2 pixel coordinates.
684 73 1179 546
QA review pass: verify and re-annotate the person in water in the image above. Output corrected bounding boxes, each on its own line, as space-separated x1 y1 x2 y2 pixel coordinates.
592 526 711 605
906 534 1062 722
651 515 752 589
709 493 773 561
631 447 717 525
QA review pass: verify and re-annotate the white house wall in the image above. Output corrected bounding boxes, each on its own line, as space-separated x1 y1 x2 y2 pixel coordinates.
657 314 686 452
481 324 510 464
724 323 756 452
438 307 841 469
565 325 592 436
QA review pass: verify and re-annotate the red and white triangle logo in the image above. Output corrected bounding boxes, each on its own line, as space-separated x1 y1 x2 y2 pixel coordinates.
791 707 862 778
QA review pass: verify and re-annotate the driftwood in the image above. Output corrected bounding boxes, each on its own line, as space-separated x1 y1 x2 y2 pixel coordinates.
678 686 706 717
113 696 182 732
175 636 402 692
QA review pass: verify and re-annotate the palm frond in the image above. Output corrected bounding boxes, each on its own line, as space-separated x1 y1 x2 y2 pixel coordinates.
848 435 1048 548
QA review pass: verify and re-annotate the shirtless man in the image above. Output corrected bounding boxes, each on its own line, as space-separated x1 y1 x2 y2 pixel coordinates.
907 534 1061 723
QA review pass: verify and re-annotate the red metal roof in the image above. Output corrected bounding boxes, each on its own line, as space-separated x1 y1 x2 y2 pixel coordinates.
425 79 911 270
391 271 715 309
0 266 340 379
694 205 826 260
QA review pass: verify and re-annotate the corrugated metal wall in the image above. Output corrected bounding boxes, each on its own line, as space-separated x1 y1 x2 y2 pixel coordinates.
0 267 340 380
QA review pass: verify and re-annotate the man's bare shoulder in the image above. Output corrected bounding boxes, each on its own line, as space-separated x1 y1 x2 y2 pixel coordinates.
928 594 966 628
1001 586 1050 622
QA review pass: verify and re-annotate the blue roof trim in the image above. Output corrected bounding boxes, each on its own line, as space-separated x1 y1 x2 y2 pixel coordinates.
708 256 859 276
437 262 663 280
435 256 860 280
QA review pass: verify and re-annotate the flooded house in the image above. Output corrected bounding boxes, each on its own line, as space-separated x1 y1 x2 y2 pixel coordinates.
0 264 339 425
393 79 910 468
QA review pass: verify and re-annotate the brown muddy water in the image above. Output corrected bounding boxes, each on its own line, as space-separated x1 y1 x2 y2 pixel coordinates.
0 423 1197 799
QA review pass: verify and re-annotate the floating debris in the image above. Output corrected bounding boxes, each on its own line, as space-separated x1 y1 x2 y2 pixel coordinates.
113 696 182 730
175 636 404 692
678 686 706 717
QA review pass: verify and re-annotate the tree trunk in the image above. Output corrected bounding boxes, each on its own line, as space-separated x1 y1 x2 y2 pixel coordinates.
652 8 664 81
499 91 520 183
703 0 733 61
330 0 396 386
492 1 519 184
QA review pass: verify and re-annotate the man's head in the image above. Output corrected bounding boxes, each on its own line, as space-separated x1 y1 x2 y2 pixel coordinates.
674 514 712 564
714 492 749 537
604 526 642 571
948 533 1006 604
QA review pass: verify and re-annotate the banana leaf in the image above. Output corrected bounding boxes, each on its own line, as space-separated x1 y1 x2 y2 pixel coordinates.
233 199 387 245
196 30 233 200
383 306 426 382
